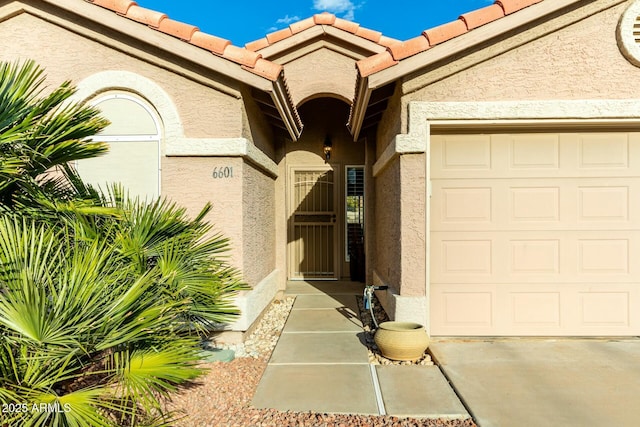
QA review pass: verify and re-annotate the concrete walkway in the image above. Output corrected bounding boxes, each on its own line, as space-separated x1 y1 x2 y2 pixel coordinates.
430 339 640 427
252 281 469 419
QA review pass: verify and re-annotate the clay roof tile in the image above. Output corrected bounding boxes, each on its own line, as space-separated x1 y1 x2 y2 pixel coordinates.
157 18 198 41
266 27 293 44
242 59 283 81
356 51 398 77
221 44 262 68
355 26 382 43
378 36 401 48
423 19 468 46
460 4 505 30
124 5 167 28
387 35 430 61
190 31 231 55
496 0 543 15
289 17 316 34
89 0 135 15
313 12 336 25
333 17 360 34
245 38 270 52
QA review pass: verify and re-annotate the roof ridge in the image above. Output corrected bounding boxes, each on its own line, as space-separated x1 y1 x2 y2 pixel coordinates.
85 0 283 81
356 0 543 78
244 12 401 52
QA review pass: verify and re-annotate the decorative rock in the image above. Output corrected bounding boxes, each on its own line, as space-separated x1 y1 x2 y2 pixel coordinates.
207 297 295 359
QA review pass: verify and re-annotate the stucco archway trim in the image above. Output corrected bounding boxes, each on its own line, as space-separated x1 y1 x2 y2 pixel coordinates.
73 70 278 177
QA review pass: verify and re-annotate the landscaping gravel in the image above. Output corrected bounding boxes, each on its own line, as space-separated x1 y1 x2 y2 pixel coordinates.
165 297 477 427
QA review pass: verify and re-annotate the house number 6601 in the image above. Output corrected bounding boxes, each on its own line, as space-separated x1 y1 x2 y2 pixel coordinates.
212 167 233 179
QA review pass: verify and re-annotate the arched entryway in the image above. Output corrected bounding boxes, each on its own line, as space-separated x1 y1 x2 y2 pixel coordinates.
284 97 366 280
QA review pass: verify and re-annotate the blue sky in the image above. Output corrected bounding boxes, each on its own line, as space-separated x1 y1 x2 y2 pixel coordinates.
136 0 493 46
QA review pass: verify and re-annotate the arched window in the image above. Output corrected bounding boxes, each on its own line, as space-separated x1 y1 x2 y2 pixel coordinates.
76 93 161 199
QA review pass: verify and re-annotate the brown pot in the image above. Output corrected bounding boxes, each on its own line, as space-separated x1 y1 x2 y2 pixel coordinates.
374 321 430 361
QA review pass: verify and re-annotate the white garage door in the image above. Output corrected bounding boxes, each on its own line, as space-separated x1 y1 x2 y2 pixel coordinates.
430 131 640 336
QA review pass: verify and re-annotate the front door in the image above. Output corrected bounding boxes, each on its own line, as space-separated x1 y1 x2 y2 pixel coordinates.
288 167 338 279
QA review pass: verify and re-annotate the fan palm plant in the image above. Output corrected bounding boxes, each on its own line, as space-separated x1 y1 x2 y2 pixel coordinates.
0 217 204 426
0 59 109 210
0 61 248 426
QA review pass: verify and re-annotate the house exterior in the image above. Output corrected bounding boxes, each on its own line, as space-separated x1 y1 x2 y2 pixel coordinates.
2 0 640 337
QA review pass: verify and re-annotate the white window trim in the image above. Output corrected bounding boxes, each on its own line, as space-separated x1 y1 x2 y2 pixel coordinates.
344 165 365 262
80 93 162 197
72 70 278 178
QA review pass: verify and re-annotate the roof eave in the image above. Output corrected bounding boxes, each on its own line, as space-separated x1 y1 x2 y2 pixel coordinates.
271 75 303 141
369 0 588 88
349 0 593 135
347 75 371 141
11 0 304 139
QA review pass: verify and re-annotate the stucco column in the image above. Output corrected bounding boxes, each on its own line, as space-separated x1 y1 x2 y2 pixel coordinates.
365 137 376 285
399 153 426 297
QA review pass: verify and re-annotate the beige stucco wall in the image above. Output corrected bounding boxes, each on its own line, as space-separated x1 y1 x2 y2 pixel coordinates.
374 158 402 290
375 86 402 157
0 12 243 138
403 1 640 117
399 154 426 297
373 153 426 296
280 47 358 105
242 163 276 286
162 157 244 267
240 86 276 160
1 11 281 287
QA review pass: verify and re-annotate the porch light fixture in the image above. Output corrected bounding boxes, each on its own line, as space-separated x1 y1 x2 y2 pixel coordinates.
323 135 332 161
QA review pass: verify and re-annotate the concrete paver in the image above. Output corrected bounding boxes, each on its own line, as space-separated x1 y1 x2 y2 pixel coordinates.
376 365 468 419
256 284 640 426
283 308 362 332
430 339 640 427
253 281 471 420
252 364 379 414
293 294 359 311
270 332 369 364
285 281 363 295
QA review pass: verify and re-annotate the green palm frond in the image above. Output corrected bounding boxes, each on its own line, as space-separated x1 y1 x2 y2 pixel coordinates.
0 60 248 426
0 60 109 208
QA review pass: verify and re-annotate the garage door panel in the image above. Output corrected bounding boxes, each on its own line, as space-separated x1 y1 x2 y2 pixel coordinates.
431 133 640 179
432 230 640 284
578 133 629 169
432 178 640 232
431 283 639 335
430 132 640 336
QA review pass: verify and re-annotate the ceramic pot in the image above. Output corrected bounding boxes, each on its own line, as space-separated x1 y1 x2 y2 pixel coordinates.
374 321 430 361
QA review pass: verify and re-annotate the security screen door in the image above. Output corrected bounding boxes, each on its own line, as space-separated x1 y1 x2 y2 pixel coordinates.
289 168 338 279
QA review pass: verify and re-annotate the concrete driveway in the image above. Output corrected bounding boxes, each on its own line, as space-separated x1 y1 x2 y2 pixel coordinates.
430 339 640 427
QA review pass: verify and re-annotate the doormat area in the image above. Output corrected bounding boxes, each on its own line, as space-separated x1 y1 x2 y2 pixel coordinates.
356 295 434 366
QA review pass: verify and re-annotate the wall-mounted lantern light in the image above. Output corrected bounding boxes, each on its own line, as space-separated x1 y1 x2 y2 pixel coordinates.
323 135 332 161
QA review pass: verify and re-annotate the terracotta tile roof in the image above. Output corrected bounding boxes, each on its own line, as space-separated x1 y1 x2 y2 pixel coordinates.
356 0 543 77
245 12 401 52
86 0 283 81
84 0 302 140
